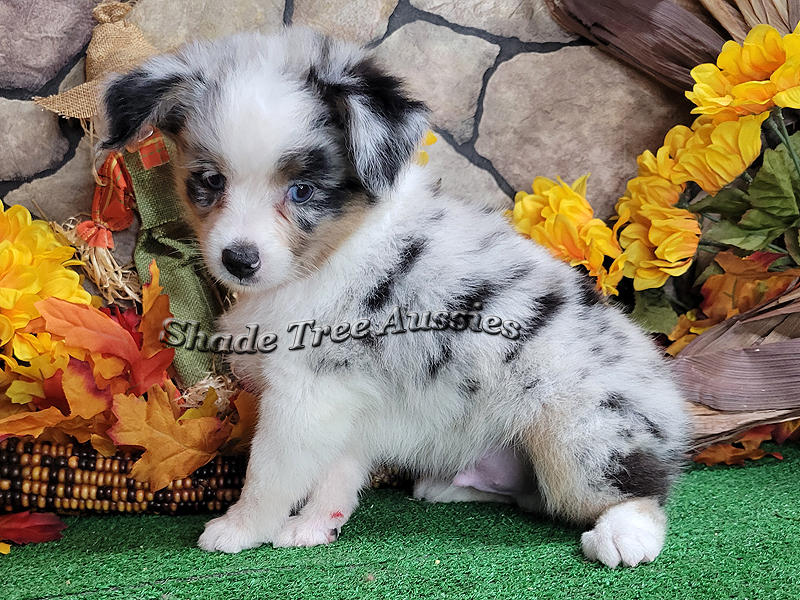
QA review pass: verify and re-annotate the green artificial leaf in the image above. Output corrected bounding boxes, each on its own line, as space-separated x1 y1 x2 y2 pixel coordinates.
631 288 679 334
786 130 800 200
747 144 800 218
694 260 724 288
738 208 790 230
784 227 800 266
768 254 797 271
706 220 784 250
688 187 751 221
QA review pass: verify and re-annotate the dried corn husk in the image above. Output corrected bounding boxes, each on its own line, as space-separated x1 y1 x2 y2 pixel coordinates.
52 218 141 304
181 374 239 414
674 282 800 447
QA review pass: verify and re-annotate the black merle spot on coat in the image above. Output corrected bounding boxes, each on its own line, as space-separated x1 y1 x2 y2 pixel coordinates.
429 209 446 222
426 343 453 380
314 355 351 374
363 238 426 311
577 276 602 307
447 280 497 313
459 378 481 398
600 393 625 411
601 394 665 440
476 229 507 252
449 264 529 315
277 147 334 183
526 292 565 331
606 451 673 502
521 378 540 393
357 330 382 352
502 292 565 362
640 414 666 441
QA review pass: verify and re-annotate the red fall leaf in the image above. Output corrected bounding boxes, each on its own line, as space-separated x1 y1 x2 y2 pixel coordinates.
101 305 143 350
0 511 67 544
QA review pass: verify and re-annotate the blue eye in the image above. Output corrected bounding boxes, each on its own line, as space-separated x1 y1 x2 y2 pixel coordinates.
288 183 314 203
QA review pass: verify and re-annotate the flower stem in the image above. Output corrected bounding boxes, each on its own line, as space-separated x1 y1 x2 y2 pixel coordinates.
669 296 692 312
699 238 728 248
769 108 800 180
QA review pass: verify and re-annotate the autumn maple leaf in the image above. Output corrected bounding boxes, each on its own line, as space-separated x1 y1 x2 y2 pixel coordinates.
0 511 67 545
694 425 783 466
228 390 259 453
62 358 113 419
0 407 66 441
35 370 69 415
129 349 174 396
36 298 140 364
700 252 800 324
109 382 232 491
139 260 174 359
35 297 174 396
101 305 143 349
773 419 800 444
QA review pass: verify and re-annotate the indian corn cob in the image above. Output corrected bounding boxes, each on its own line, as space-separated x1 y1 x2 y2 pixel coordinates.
0 437 244 515
0 437 412 516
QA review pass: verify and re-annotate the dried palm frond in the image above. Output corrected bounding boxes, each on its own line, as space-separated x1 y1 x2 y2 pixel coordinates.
545 1 800 90
545 0 727 90
674 282 800 447
700 0 800 40
687 402 800 450
696 0 751 40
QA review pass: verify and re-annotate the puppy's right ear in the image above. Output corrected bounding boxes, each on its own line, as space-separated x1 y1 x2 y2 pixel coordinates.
100 56 194 149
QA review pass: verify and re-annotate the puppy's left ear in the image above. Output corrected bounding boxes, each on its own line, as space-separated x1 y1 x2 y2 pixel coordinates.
318 57 430 194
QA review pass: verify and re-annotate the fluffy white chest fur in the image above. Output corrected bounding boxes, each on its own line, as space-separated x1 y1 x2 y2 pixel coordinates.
101 26 688 568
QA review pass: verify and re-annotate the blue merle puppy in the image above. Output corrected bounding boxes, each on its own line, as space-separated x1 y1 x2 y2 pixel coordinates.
101 26 688 567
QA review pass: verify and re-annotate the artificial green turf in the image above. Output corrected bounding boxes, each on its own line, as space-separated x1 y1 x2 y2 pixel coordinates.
3 444 799 600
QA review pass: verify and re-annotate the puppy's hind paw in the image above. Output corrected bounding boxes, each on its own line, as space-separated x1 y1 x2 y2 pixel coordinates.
581 499 666 568
198 512 270 553
273 515 340 548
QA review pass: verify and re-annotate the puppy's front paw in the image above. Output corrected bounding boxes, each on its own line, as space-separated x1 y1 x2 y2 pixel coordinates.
198 511 271 553
581 500 666 568
272 515 340 548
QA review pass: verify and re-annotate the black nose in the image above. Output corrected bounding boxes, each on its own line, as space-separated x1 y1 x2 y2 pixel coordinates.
222 244 261 279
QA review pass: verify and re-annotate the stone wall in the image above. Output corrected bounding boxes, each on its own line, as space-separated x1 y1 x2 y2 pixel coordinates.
0 0 691 252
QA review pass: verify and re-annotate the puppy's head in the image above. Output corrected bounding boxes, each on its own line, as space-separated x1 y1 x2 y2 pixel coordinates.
100 28 428 291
